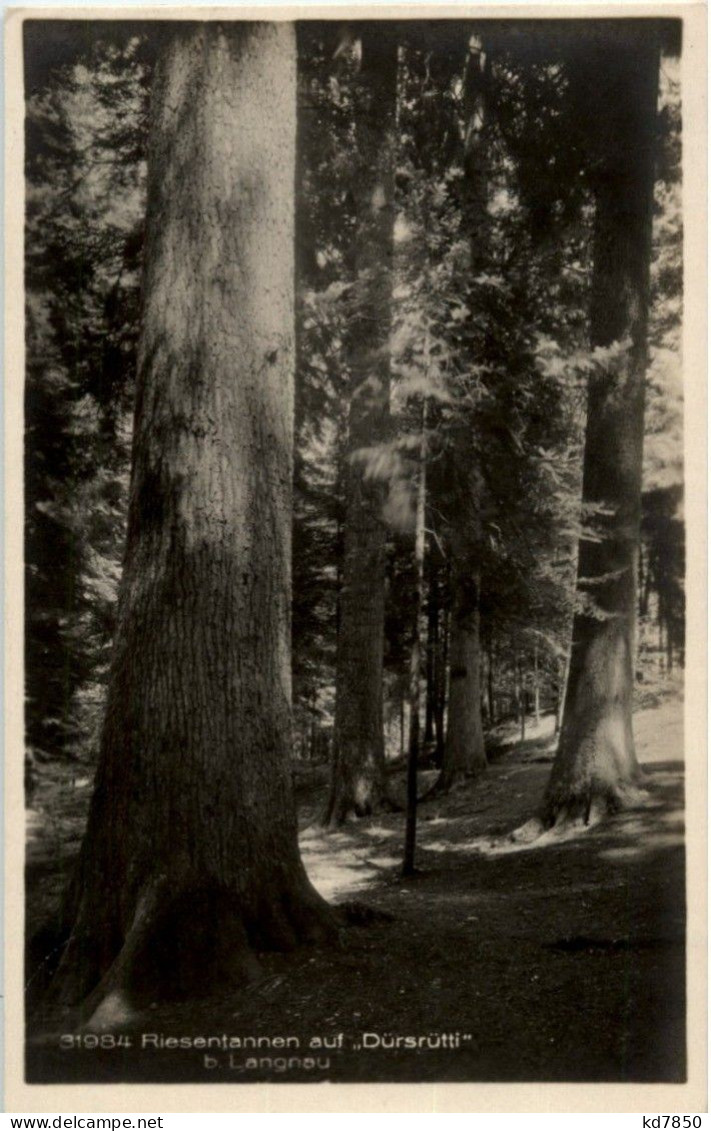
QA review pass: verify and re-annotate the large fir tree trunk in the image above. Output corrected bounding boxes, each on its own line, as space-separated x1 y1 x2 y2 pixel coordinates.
430 34 490 795
46 23 335 1023
324 28 398 825
544 36 659 825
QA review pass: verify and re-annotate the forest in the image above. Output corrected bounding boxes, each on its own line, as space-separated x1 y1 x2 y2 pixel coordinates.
23 17 686 1086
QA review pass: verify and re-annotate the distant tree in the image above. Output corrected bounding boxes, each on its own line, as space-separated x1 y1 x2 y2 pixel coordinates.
291 27 354 758
325 26 399 824
403 399 428 875
544 31 661 824
397 34 585 793
48 23 336 1021
436 33 490 790
638 55 684 678
424 554 448 762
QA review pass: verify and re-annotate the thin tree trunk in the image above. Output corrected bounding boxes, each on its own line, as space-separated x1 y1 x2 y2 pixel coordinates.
424 564 438 746
554 651 568 737
461 31 490 259
309 693 318 762
657 598 665 670
403 402 428 875
533 640 541 726
487 625 496 726
544 35 659 825
518 653 526 743
325 27 398 826
45 24 335 1021
433 604 447 766
641 547 653 617
638 539 646 616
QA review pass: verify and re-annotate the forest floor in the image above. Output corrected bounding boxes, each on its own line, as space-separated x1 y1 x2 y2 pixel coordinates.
25 694 686 1085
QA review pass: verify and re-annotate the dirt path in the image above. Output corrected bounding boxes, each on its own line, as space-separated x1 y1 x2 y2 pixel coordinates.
26 697 685 1084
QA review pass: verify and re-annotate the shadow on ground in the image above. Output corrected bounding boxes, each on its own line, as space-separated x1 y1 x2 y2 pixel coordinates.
26 698 685 1085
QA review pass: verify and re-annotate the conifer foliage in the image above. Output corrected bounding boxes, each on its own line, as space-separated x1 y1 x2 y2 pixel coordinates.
23 19 683 1007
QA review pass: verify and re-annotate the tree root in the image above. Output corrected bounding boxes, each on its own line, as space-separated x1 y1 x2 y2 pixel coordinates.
507 817 547 845
500 779 651 850
82 877 169 1029
543 779 649 831
43 871 338 1026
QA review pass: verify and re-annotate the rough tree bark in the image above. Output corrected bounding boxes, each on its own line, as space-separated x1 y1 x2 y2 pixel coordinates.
430 33 490 794
324 27 398 825
436 558 487 790
46 23 336 1023
544 35 659 825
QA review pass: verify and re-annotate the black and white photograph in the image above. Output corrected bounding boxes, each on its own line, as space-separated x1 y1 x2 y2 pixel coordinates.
7 4 705 1109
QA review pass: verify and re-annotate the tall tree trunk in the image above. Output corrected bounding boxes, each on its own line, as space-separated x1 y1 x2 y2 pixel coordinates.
533 640 540 726
324 27 398 826
666 611 674 673
424 563 438 746
638 539 647 616
641 547 653 616
544 36 659 825
433 603 448 766
517 653 526 743
487 624 496 726
309 692 318 762
430 32 490 795
553 652 565 737
461 32 490 258
45 24 335 1022
657 601 663 669
403 403 428 875
429 574 445 769
435 560 487 791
